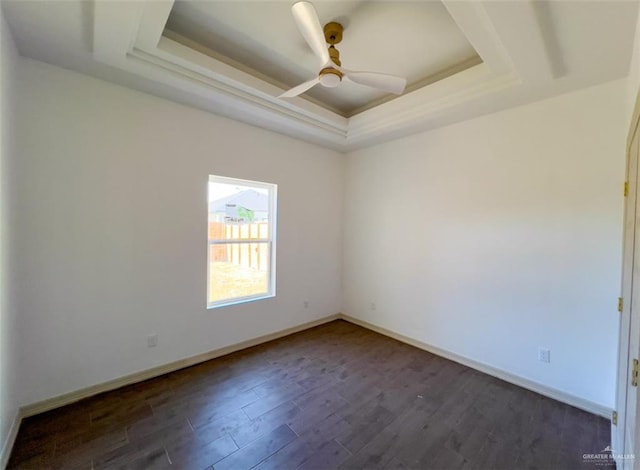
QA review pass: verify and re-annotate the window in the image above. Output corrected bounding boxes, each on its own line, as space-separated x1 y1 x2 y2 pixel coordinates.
207 175 277 308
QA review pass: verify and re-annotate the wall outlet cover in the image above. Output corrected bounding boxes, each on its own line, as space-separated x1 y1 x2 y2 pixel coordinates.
538 348 550 363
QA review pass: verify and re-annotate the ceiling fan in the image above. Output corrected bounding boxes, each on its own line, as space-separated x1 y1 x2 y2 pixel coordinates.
279 1 407 98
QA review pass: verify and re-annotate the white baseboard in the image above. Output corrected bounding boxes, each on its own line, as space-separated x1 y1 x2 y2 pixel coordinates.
20 314 341 418
5 311 610 465
1 409 22 469
339 313 612 419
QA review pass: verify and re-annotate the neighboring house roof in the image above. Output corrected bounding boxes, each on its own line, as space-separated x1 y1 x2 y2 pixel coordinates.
209 190 268 213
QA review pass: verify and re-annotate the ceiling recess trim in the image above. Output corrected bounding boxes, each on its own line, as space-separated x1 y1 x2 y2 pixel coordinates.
94 0 550 151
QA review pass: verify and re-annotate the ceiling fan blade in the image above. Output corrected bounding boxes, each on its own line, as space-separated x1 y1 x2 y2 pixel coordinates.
291 1 330 66
279 77 321 98
344 71 407 95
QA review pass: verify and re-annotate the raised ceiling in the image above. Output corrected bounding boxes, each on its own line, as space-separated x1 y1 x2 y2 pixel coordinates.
164 1 481 116
1 1 639 151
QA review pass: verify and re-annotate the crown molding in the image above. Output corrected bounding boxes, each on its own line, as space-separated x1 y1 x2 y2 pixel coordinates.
93 0 550 151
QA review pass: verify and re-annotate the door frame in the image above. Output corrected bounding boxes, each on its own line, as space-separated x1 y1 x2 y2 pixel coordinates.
615 88 640 469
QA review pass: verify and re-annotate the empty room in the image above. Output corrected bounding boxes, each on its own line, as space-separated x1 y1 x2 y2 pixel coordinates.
3 0 640 469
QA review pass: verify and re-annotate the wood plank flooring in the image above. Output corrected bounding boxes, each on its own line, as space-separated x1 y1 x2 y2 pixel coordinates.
8 320 613 469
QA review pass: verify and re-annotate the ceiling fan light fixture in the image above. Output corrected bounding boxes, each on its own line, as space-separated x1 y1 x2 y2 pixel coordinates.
319 72 341 88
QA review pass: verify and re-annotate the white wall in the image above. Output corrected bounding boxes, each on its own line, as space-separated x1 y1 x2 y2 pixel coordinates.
344 79 627 409
626 10 640 129
13 58 343 406
0 8 20 463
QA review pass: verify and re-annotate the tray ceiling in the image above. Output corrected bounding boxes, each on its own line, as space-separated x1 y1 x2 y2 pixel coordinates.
164 0 482 116
1 0 638 151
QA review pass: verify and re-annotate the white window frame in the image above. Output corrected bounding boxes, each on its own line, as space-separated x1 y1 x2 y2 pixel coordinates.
207 175 277 309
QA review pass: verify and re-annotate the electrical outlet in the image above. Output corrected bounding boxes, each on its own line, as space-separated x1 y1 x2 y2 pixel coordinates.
538 348 550 363
304 300 309 308
148 333 158 348
370 302 376 311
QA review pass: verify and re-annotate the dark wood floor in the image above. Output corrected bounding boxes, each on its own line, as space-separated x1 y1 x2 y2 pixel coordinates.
9 320 612 469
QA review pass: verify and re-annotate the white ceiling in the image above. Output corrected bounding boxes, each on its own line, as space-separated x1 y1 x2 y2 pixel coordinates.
1 1 639 151
165 1 481 116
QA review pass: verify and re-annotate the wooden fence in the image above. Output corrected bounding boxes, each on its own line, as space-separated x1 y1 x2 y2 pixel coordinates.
208 222 269 271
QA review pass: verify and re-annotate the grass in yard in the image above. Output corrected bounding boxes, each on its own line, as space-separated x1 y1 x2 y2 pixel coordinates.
209 262 268 302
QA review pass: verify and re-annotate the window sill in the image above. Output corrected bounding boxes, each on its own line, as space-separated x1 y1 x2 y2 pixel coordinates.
207 293 275 310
